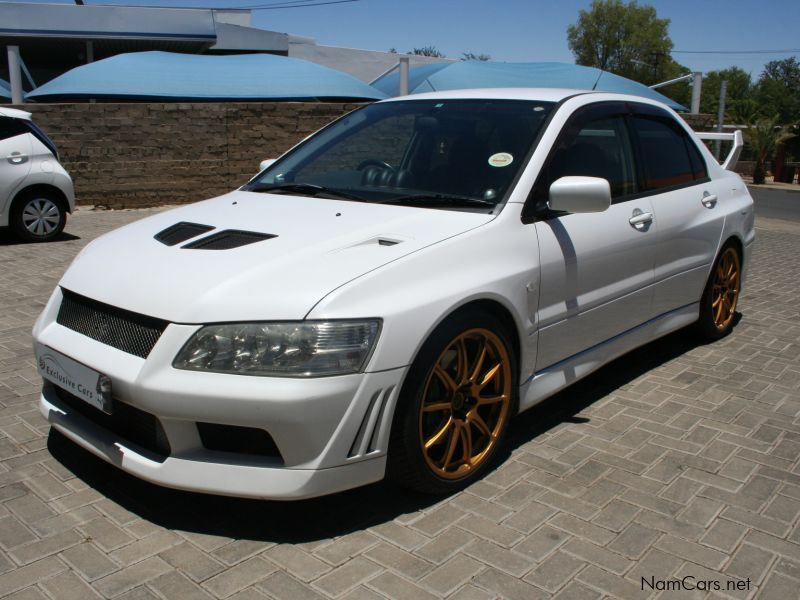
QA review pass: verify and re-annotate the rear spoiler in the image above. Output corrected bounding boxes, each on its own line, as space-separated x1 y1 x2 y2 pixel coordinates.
695 130 743 171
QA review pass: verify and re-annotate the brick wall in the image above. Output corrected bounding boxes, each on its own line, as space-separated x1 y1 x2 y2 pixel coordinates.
6 102 721 208
14 102 358 208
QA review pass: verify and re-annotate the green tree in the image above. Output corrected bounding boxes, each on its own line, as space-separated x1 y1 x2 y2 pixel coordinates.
461 52 491 62
700 67 753 116
567 0 673 86
409 46 445 58
755 57 800 125
727 98 762 126
746 118 794 183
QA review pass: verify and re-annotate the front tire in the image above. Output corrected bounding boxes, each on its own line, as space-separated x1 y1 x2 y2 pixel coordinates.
10 190 67 242
695 243 742 340
388 310 517 494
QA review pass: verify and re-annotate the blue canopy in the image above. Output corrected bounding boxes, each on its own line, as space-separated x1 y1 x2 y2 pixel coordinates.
27 51 387 102
0 78 11 101
373 61 686 111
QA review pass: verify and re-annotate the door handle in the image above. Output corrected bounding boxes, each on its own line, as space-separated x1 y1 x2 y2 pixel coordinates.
629 210 654 230
701 192 718 208
7 152 28 165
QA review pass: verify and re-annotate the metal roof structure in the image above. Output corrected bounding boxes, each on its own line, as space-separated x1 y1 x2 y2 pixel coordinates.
373 61 687 111
0 79 10 101
25 51 387 102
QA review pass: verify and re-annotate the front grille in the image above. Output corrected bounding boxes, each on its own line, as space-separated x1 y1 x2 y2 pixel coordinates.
57 289 168 359
182 230 276 250
197 422 283 462
53 386 170 461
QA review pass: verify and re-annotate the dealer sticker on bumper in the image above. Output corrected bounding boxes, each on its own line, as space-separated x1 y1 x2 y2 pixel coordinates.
36 346 112 414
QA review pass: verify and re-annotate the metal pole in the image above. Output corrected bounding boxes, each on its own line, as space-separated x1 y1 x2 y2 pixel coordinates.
368 61 398 85
648 73 693 89
86 41 94 63
7 46 24 104
714 80 727 160
20 56 36 90
399 57 410 96
690 72 702 114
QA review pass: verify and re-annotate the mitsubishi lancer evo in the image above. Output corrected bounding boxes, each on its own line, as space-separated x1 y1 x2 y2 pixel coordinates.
33 89 754 498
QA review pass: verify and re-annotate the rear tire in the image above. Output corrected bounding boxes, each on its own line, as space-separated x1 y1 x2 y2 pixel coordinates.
695 242 742 340
388 309 518 494
10 190 67 243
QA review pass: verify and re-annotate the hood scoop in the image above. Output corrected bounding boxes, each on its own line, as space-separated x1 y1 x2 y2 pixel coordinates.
182 230 277 250
154 222 214 246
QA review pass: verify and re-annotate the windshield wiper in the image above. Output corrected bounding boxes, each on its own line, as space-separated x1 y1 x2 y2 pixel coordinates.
244 182 368 202
378 193 497 208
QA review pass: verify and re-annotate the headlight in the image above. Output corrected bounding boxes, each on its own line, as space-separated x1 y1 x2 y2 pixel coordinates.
173 320 381 377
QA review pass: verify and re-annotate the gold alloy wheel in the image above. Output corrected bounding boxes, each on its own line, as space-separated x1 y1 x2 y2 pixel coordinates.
712 247 741 330
418 328 512 480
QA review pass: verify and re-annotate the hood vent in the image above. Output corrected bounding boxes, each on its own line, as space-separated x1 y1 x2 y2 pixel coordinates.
182 230 277 250
154 222 214 246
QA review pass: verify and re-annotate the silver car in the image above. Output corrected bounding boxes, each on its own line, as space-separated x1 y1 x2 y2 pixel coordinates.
0 107 75 242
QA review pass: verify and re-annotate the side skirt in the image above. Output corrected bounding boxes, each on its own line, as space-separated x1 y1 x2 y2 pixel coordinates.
518 303 699 412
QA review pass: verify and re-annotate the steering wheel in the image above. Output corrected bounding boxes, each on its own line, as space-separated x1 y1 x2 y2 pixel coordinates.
357 159 394 171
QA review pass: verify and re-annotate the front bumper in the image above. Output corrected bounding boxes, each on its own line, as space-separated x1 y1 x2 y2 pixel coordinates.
34 290 406 500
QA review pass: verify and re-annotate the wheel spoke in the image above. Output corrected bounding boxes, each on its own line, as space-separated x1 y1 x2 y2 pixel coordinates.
477 393 506 406
460 422 473 464
478 362 501 391
433 364 457 393
454 338 469 385
469 343 487 384
422 401 452 413
441 422 461 469
469 410 493 439
424 417 453 449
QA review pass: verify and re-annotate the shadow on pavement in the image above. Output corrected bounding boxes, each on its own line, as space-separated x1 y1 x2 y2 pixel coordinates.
0 230 81 245
47 325 723 543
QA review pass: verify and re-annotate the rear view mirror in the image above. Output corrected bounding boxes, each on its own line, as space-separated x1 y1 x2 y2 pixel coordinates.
548 176 611 213
259 158 276 172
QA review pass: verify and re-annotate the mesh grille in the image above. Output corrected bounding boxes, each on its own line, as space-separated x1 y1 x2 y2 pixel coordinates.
57 289 168 359
53 386 171 461
182 230 276 250
154 222 214 246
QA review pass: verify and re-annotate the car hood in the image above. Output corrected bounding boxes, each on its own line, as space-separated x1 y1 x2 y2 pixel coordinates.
60 191 494 323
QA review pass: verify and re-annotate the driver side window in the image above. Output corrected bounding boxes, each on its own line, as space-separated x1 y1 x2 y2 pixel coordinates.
525 109 637 220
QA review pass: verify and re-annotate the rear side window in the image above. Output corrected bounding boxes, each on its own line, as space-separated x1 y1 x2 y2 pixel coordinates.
0 117 29 141
632 117 706 191
686 136 708 180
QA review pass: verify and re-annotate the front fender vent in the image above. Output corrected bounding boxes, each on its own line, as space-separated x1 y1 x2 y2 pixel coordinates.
182 230 277 250
154 222 214 246
348 385 395 459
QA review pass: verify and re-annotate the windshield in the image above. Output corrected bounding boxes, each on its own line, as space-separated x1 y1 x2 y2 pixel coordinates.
244 99 555 210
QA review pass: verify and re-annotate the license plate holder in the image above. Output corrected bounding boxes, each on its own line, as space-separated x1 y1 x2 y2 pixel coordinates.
36 346 112 414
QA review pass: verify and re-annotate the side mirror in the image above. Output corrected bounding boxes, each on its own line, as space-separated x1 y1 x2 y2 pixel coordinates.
548 176 611 213
259 158 276 172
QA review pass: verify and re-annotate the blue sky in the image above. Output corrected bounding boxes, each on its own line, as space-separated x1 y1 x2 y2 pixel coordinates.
12 0 800 78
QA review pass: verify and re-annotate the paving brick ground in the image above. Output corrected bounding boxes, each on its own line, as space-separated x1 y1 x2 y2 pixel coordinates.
0 208 798 599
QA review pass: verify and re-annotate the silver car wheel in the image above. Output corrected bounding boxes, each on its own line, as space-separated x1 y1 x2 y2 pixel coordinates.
21 198 61 237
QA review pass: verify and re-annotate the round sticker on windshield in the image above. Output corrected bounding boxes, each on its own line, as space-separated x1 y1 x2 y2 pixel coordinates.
488 152 513 168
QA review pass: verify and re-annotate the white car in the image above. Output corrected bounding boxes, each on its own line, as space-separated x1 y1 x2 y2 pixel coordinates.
32 89 754 499
0 107 75 242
